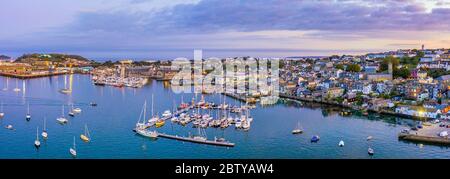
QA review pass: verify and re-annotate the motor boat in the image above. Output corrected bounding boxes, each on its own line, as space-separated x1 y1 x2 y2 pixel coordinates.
338 140 345 147
368 148 374 155
311 135 320 142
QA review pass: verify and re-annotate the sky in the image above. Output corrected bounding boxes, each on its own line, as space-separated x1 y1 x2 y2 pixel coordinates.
1 0 450 59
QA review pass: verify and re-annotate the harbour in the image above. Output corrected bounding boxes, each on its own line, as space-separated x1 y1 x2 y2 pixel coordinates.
1 74 450 159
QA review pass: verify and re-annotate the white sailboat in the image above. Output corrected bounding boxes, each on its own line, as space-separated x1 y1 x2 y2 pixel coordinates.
162 110 172 118
80 124 91 142
60 75 72 94
148 94 159 126
0 102 5 118
292 122 303 134
135 101 150 129
68 104 75 117
70 136 77 157
34 126 41 148
135 100 157 139
13 79 20 92
42 118 48 139
2 77 8 91
26 103 31 121
56 105 68 124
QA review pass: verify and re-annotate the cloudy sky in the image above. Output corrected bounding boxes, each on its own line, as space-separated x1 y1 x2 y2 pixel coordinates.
1 0 450 59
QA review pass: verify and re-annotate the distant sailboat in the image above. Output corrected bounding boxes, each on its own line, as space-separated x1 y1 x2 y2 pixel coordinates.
70 136 77 158
56 105 68 124
42 118 48 139
292 121 303 134
68 104 75 117
0 102 5 118
2 77 8 91
60 75 72 94
80 124 91 142
13 79 20 92
34 126 41 148
26 103 31 121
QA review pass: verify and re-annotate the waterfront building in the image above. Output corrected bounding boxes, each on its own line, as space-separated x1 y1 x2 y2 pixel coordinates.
326 87 344 99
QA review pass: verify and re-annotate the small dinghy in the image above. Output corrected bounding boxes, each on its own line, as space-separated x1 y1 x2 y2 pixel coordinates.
338 140 345 147
368 148 374 156
5 124 13 130
367 136 373 141
311 135 320 143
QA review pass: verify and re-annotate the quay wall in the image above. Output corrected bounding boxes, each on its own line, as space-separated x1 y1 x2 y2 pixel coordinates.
0 71 75 79
399 133 450 145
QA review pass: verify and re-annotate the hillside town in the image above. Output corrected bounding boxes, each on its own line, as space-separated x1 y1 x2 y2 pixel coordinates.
279 46 450 120
2 46 450 121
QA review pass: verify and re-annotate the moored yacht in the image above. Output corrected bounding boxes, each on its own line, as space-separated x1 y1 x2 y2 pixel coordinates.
70 136 77 158
292 122 303 134
0 102 5 118
26 103 31 121
80 124 91 142
57 105 69 124
162 110 172 118
42 118 48 139
34 127 41 148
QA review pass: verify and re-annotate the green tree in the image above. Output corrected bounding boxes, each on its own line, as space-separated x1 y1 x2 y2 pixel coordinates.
347 64 361 72
335 64 345 70
380 56 399 72
393 67 410 79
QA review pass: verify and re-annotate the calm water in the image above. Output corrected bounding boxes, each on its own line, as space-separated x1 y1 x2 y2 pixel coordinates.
0 74 449 159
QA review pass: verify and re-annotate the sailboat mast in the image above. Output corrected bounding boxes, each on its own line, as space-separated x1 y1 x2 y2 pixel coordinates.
143 101 147 123
151 94 154 117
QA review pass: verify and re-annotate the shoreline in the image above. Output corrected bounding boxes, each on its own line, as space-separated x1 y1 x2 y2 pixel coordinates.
0 71 71 79
279 93 433 121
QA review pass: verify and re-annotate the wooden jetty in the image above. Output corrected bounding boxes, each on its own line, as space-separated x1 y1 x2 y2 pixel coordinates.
157 132 235 147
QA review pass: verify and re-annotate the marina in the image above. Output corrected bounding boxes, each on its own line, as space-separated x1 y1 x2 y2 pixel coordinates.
1 74 450 159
